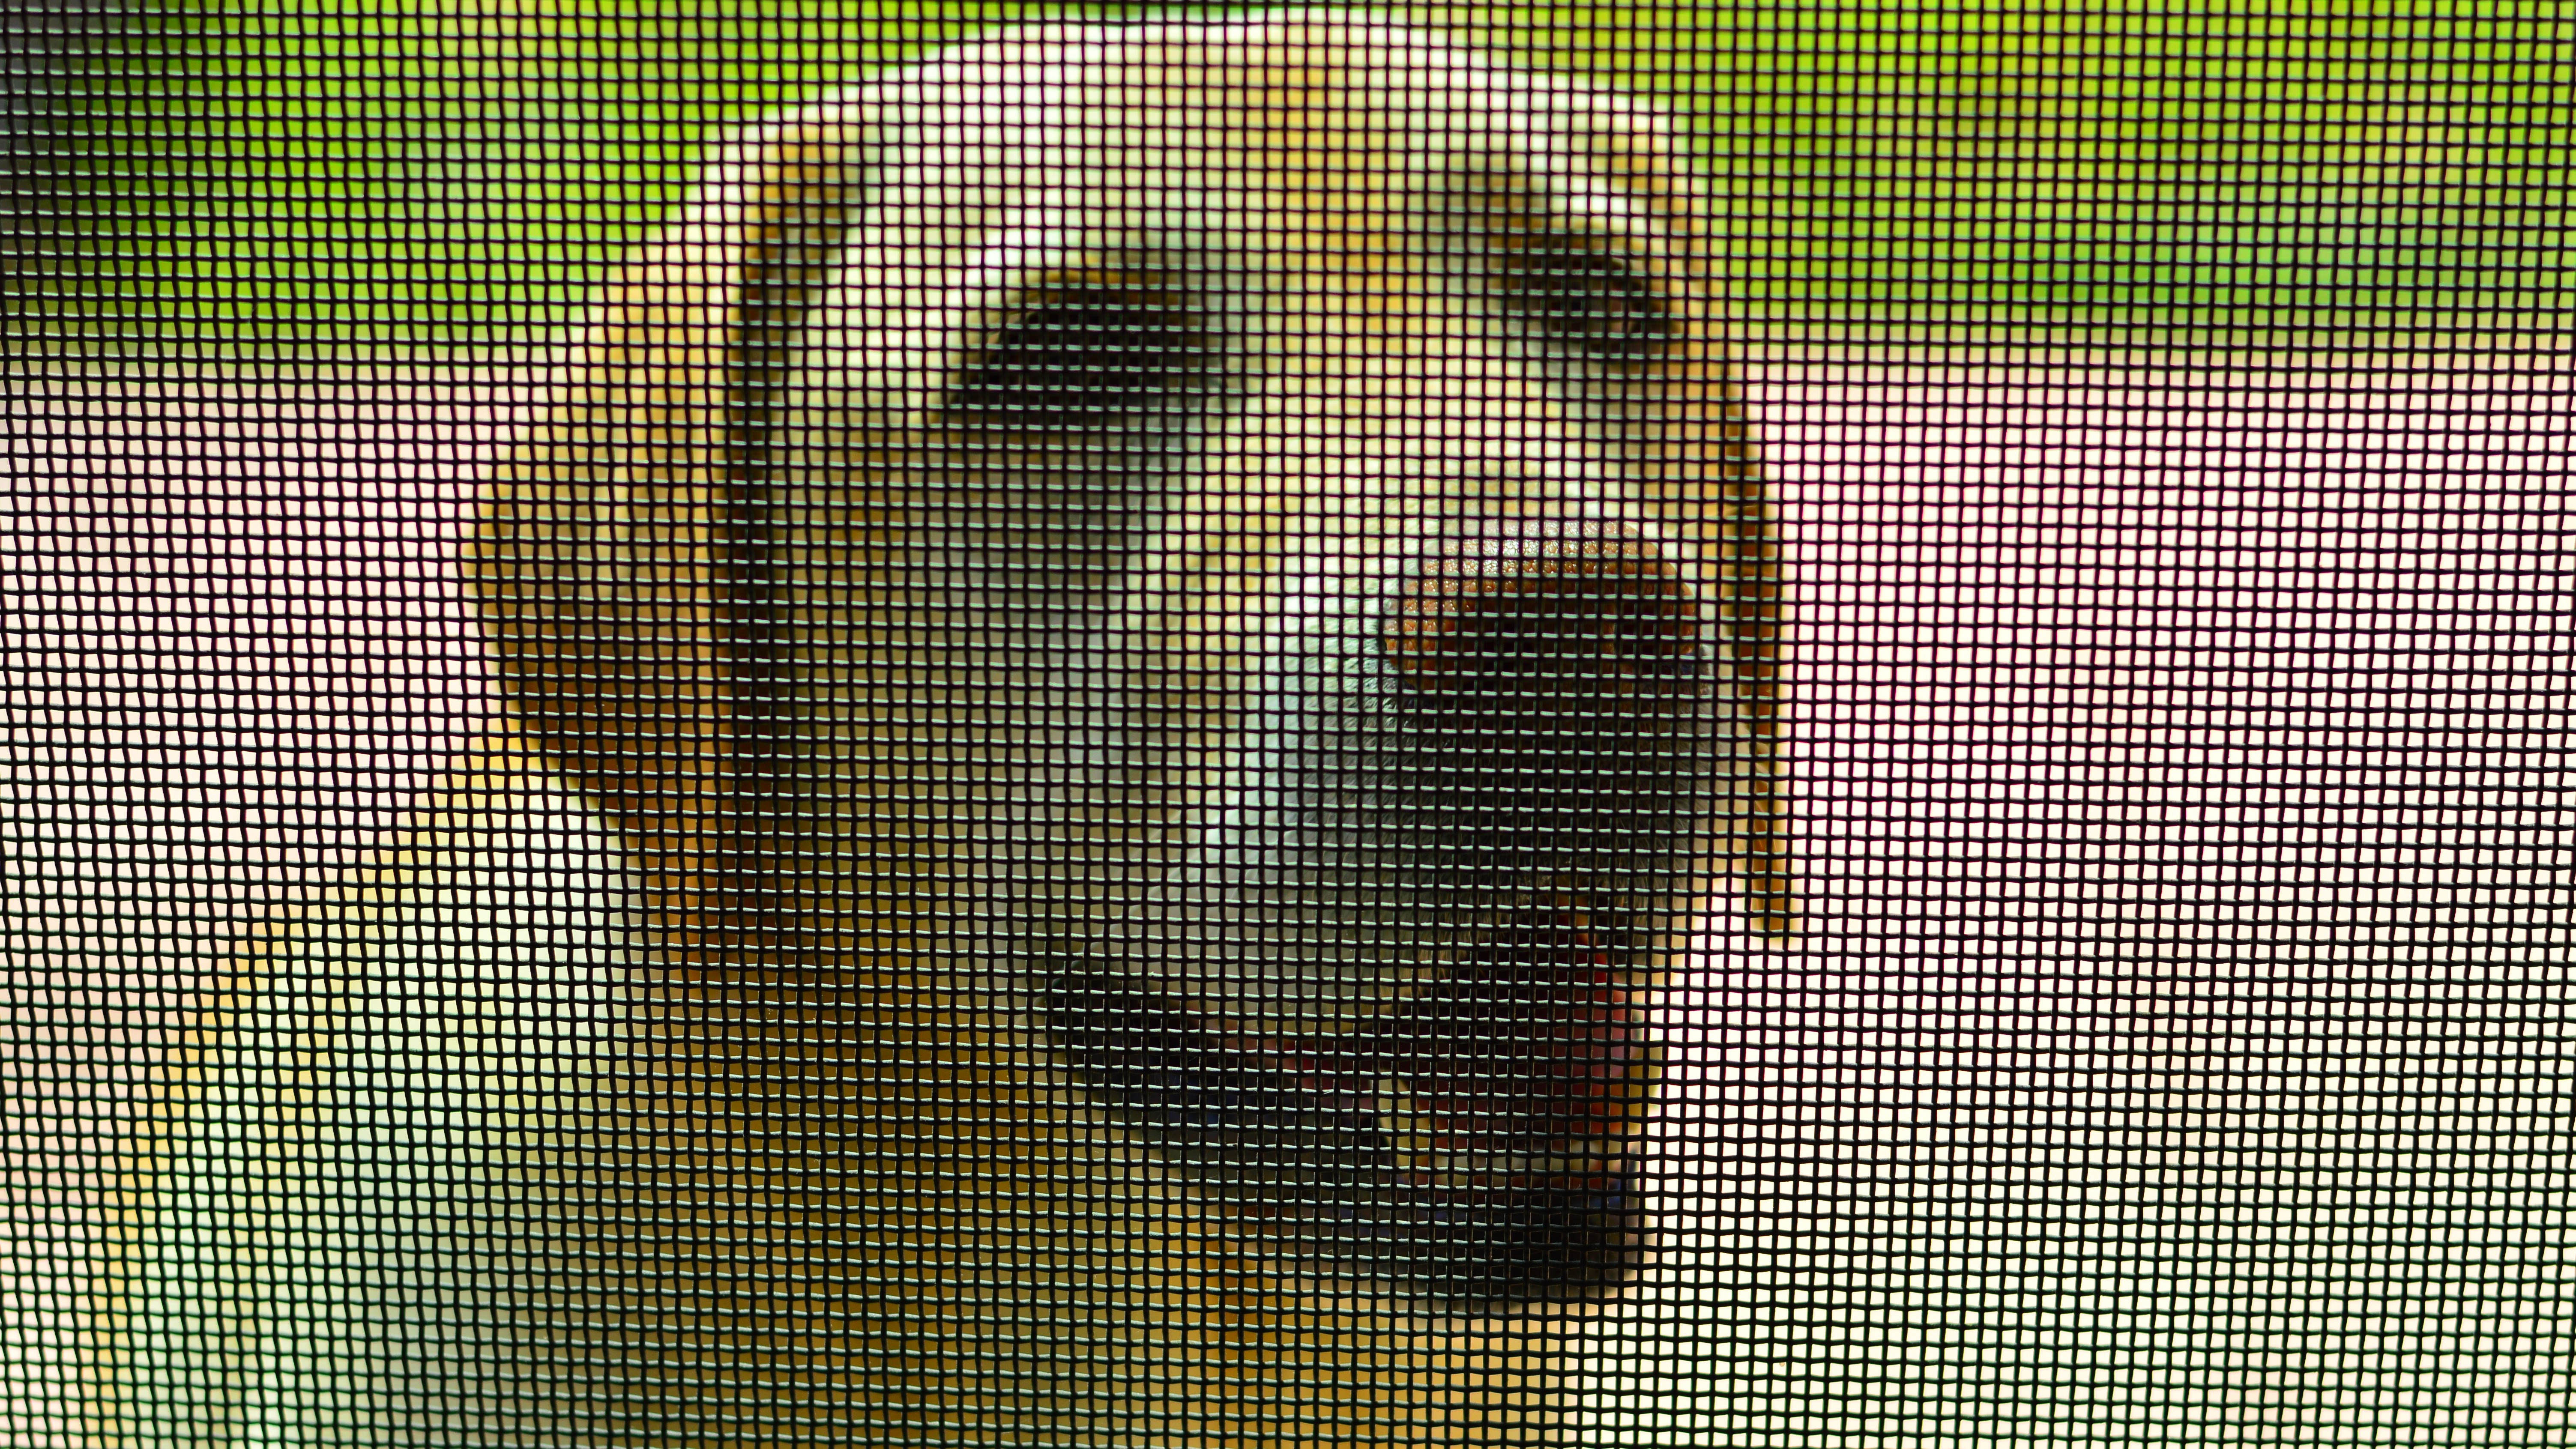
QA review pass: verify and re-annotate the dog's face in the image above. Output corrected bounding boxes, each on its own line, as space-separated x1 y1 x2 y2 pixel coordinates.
475 12 1778 1434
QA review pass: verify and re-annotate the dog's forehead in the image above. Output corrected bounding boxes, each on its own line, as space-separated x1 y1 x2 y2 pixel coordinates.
838 18 1684 237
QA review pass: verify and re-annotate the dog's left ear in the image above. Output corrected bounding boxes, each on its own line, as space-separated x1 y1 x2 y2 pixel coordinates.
469 106 861 944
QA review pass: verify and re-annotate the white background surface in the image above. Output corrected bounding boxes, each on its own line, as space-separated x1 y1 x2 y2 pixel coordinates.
1600 341 2573 1443
7 340 2570 1443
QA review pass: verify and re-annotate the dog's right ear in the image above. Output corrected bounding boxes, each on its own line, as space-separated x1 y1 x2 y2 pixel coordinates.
468 107 861 944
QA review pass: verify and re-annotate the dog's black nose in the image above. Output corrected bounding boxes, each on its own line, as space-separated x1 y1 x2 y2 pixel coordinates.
1381 530 1708 876
1382 532 1703 699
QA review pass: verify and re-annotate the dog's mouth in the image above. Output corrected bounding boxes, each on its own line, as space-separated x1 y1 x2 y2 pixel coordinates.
1032 532 1715 1308
1041 911 1656 1308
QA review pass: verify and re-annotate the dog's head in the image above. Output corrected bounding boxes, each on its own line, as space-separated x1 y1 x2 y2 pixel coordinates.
473 12 1781 1313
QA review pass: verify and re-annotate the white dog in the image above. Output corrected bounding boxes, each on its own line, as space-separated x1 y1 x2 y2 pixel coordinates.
105 14 1782 1446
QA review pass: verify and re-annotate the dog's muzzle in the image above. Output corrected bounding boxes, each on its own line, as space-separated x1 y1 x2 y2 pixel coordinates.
1045 524 1714 1306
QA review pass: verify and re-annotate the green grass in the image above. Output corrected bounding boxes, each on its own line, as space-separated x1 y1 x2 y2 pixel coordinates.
14 1 2571 347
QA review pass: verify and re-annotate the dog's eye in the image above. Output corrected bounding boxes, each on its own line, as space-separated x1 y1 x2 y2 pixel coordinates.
1496 241 1674 363
948 283 1202 427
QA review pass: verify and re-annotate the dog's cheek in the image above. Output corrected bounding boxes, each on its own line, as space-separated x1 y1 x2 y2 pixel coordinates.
745 427 1203 953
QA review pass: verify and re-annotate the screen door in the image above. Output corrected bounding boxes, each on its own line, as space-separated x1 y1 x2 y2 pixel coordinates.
6 6 2568 1447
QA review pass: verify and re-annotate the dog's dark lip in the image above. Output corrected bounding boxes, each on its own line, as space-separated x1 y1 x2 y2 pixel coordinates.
1040 914 1654 1306
1242 922 1645 1181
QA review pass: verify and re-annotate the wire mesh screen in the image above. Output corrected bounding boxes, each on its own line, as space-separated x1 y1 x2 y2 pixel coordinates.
6 6 2570 1447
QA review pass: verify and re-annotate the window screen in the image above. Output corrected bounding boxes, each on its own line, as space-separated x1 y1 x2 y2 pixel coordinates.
7 6 2568 1447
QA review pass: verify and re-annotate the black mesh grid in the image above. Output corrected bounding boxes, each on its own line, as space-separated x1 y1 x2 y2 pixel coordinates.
6 7 2570 1448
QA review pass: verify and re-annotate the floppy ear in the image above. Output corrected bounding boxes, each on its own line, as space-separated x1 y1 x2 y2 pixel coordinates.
1667 217 1793 938
468 108 859 947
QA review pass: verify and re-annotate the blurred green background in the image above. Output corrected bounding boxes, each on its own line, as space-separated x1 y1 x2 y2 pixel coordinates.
3 1 2566 350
